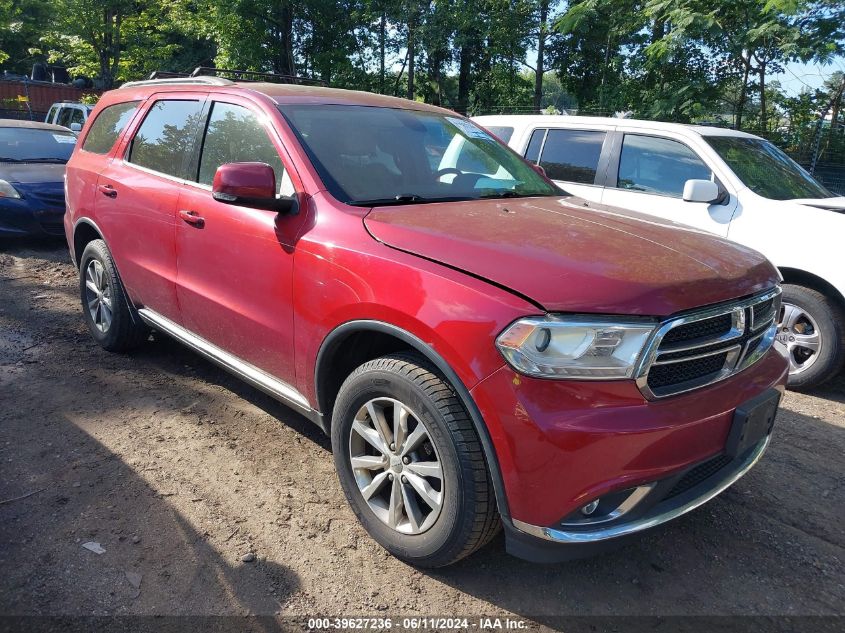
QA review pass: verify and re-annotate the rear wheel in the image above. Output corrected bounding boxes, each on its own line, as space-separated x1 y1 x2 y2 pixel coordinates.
79 239 148 352
331 353 499 567
779 284 845 389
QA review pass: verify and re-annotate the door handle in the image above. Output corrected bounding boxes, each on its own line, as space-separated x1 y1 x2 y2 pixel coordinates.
179 209 205 227
98 184 117 198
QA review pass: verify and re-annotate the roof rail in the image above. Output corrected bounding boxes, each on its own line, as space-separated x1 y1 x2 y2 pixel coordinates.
190 67 327 87
148 71 191 80
120 75 235 89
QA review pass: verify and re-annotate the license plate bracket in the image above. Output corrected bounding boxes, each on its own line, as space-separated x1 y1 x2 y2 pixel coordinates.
726 389 780 458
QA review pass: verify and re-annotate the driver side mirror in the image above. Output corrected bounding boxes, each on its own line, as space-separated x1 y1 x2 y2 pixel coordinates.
682 179 720 204
70 122 82 132
212 162 298 214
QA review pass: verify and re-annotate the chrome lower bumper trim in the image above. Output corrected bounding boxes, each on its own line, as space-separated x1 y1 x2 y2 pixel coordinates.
512 434 771 544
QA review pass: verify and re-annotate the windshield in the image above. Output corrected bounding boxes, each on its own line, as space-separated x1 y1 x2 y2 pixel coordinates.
278 104 559 205
704 135 833 201
0 127 77 163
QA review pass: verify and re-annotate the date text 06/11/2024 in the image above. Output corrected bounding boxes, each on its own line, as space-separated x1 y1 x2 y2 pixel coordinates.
306 617 530 630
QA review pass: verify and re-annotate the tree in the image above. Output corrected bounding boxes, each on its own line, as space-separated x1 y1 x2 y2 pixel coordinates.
551 0 644 113
643 0 844 129
533 0 551 111
40 0 203 87
0 0 54 73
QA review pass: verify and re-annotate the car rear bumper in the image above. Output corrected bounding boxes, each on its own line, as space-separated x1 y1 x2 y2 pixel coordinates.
469 347 788 560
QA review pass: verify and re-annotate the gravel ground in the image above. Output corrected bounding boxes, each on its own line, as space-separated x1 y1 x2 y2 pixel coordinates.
0 239 843 627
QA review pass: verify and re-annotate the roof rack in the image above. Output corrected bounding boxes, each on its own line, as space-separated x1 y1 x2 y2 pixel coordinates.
190 67 327 86
120 74 234 89
121 67 328 89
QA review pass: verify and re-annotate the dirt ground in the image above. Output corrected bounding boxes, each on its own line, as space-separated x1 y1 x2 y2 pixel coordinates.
1 238 843 627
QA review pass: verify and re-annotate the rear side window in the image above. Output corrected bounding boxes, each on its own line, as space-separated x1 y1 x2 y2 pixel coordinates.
539 129 606 184
197 102 290 193
616 134 711 197
82 101 139 155
128 100 204 178
524 128 545 163
485 126 514 143
46 105 59 124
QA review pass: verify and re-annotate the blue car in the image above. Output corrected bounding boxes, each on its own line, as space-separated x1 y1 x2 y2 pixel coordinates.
0 120 76 237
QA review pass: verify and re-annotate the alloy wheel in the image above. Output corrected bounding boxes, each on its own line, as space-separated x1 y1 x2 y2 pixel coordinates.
84 259 113 333
348 397 444 534
778 302 822 375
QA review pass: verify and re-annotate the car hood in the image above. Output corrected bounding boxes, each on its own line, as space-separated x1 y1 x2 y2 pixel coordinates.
0 162 66 185
788 196 845 213
363 196 778 316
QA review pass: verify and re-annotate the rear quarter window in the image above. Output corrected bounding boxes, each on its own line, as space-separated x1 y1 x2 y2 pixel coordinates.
485 126 514 143
82 101 140 155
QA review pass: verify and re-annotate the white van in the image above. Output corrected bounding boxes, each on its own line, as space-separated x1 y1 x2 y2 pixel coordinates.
474 114 845 388
45 102 93 132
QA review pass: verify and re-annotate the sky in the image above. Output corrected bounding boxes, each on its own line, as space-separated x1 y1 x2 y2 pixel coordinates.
773 58 845 96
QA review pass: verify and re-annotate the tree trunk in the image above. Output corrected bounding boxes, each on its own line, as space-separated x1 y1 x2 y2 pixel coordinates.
99 8 114 89
829 83 843 142
457 43 472 114
759 61 767 133
407 13 415 101
599 30 612 111
110 11 122 87
533 0 549 112
379 11 386 94
274 2 295 76
393 49 408 96
735 57 750 130
645 19 665 91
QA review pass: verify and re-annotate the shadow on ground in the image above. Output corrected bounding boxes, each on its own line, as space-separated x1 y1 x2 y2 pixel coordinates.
1 238 843 622
0 372 300 622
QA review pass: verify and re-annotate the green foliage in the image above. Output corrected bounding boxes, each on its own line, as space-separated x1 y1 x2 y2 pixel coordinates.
0 0 841 141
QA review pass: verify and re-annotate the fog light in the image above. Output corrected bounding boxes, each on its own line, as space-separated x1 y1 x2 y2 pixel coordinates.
581 499 600 516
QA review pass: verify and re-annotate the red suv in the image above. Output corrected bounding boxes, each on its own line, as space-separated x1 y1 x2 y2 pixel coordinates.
64 74 788 567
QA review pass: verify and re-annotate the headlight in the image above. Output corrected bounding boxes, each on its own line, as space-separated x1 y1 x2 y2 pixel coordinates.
0 179 21 199
496 316 656 379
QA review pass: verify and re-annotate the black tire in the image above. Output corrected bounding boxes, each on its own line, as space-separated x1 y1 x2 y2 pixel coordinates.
780 284 845 390
331 352 500 567
78 239 148 352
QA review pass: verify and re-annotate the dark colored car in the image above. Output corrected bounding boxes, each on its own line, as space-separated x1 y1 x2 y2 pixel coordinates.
0 120 75 237
63 76 787 566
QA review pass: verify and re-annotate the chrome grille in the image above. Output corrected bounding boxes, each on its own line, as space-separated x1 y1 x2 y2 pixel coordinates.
636 288 781 399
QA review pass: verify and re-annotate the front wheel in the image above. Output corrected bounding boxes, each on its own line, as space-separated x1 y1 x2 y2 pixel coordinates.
331 353 500 567
779 284 845 390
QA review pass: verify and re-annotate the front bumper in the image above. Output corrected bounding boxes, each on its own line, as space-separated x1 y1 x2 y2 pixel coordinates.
0 198 66 237
470 347 788 559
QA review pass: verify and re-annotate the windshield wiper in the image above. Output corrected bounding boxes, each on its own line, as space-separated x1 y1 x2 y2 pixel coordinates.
350 194 474 207
476 191 551 200
21 158 68 164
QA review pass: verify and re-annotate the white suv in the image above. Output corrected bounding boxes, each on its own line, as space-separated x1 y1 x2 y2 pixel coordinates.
474 114 845 389
45 102 93 132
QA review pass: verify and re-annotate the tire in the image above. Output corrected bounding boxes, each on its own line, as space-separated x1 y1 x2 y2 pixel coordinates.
331 352 500 567
780 284 845 390
78 239 148 352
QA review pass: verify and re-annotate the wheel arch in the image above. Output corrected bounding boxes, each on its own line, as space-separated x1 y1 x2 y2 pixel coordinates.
779 267 845 314
72 218 105 267
315 320 512 522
